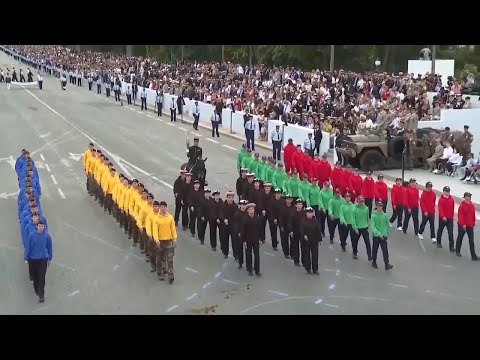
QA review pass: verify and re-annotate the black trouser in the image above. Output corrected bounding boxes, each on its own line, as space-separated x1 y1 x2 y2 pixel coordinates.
181 203 189 228
88 82 92 90
157 103 163 116
141 97 146 110
389 205 404 227
437 218 454 248
280 229 290 257
381 200 388 212
174 201 182 224
128 215 136 239
232 232 240 260
197 217 207 243
38 80 43 90
339 223 351 249
303 241 319 272
211 121 219 137
127 94 132 104
96 83 101 94
122 211 129 233
170 109 177 122
314 140 320 155
209 220 220 248
28 258 48 298
336 150 344 166
193 114 199 129
188 208 197 235
268 219 278 248
246 129 255 150
140 230 149 253
328 217 340 241
403 207 419 235
419 214 435 239
104 194 113 214
72 76 76 85
365 198 373 217
115 91 120 101
319 210 330 237
112 203 118 220
272 141 281 161
77 78 82 86
245 241 260 274
372 237 390 266
351 227 372 258
291 233 300 264
456 226 477 258
259 213 267 241
106 88 110 97
220 223 231 256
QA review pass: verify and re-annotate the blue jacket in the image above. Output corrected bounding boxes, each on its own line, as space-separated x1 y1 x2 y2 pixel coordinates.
24 230 53 261
18 191 40 210
18 166 38 181
15 155 27 175
22 216 48 247
19 177 41 197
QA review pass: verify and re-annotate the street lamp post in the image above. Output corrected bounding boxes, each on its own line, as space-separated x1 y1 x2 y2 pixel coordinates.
375 59 381 71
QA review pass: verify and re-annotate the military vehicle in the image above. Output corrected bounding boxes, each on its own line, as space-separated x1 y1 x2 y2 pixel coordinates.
336 127 468 171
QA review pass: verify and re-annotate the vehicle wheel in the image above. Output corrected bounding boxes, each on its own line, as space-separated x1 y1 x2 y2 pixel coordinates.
359 149 386 171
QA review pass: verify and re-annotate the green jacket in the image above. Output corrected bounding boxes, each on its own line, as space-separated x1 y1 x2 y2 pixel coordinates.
371 210 389 237
241 155 253 170
352 204 369 230
286 177 302 197
319 188 333 210
237 149 246 170
328 196 345 219
257 161 267 181
308 185 322 207
298 180 312 203
248 158 260 175
265 165 276 184
272 170 287 193
340 202 355 225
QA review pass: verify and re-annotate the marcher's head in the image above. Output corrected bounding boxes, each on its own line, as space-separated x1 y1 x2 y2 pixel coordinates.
464 192 472 203
152 200 160 212
180 170 187 179
247 204 256 216
264 184 272 194
239 200 247 211
110 168 116 176
247 174 254 183
123 178 129 186
132 179 139 189
147 193 154 204
334 188 341 197
213 191 220 200
138 183 145 194
89 142 94 150
357 196 365 205
36 221 45 233
378 175 384 183
395 177 402 185
274 189 282 199
425 182 433 191
409 178 416 188
375 201 383 212
159 201 168 215
204 189 211 199
345 193 352 203
366 171 372 178
32 213 39 224
141 189 148 200
241 168 247 177
194 138 199 145
295 199 303 210
306 207 314 219
185 173 192 183
254 179 261 189
193 180 200 190
323 181 330 189
296 145 302 152
226 191 234 203
285 195 293 205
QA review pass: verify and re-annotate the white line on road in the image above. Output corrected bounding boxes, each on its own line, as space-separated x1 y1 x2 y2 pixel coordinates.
32 306 49 313
263 251 275 256
67 290 80 297
113 265 120 271
178 127 187 132
167 122 176 126
389 283 408 289
40 154 45 161
50 175 58 185
45 164 51 172
325 303 340 309
418 237 426 253
223 279 238 285
185 267 199 274
222 144 237 150
439 264 456 269
328 283 336 290
202 282 211 289
214 272 222 278
347 274 369 281
185 293 198 301
146 114 153 118
57 188 66 199
153 178 173 189
166 305 179 313
194 133 203 137
315 299 323 304
268 290 289 297
206 138 219 144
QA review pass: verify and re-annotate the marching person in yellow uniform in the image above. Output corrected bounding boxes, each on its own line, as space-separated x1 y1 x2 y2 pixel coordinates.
132 187 149 246
145 200 161 267
128 181 144 245
86 150 101 197
83 143 95 192
120 179 134 234
101 167 119 215
111 174 125 221
94 154 109 206
137 192 155 260
152 201 177 283
117 178 131 230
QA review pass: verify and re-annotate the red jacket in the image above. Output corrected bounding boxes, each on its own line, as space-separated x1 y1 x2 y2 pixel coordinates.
374 181 388 201
420 190 436 215
361 177 375 199
292 151 305 176
311 160 321 182
438 195 454 220
330 167 345 190
283 143 297 171
348 174 363 195
317 160 331 185
343 170 352 192
406 186 420 210
303 154 313 179
390 184 404 206
458 201 476 227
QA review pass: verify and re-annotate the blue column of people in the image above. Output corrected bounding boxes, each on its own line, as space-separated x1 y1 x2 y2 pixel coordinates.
16 149 53 303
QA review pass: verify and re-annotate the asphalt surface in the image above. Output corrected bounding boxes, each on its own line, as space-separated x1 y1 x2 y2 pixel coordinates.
1 51 480 315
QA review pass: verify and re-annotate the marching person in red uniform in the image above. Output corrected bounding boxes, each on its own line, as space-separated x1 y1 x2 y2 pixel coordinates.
374 175 388 210
348 168 362 203
437 186 455 251
317 154 331 186
283 138 296 173
303 151 314 180
292 145 305 178
342 165 353 195
455 192 479 261
418 182 436 243
403 178 420 236
330 162 345 193
311 154 322 182
389 178 405 230
361 171 375 216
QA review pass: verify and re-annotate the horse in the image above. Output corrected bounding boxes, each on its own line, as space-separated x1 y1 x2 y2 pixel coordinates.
181 157 207 187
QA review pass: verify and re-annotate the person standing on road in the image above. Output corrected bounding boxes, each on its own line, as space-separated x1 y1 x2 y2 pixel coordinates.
221 191 238 259
24 221 52 303
170 97 177 122
455 192 479 260
155 90 163 117
403 178 420 237
283 138 296 173
435 186 455 250
37 72 43 90
236 168 248 201
241 203 262 277
371 201 394 270
244 113 256 151
95 74 102 94
105 80 111 98
145 200 160 265
267 188 283 251
140 87 147 110
137 193 154 256
351 196 372 261
152 201 177 283
211 111 221 138
88 73 93 91
192 100 200 130
289 199 305 266
173 170 187 226
279 194 294 259
125 85 132 105
319 181 333 238
300 207 322 275
418 182 436 243
233 200 248 265
303 133 315 159
271 125 283 161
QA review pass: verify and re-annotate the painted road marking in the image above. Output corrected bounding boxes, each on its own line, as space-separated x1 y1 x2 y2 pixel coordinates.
153 178 174 189
389 283 408 289
263 251 275 256
185 267 199 274
67 290 80 297
185 293 198 301
40 154 45 161
202 282 211 289
45 164 51 172
222 279 238 285
268 290 289 297
50 175 58 185
206 138 219 144
57 188 66 199
222 144 236 150
166 305 179 313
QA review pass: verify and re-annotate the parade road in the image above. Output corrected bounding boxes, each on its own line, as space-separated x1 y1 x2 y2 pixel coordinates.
1 51 479 315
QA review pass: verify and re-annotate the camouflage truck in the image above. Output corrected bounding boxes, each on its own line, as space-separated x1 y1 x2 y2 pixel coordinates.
336 128 467 171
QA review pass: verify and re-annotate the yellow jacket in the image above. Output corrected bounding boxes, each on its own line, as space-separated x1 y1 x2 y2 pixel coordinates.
102 173 119 194
94 162 107 183
112 181 123 203
145 211 159 237
137 202 152 228
134 197 147 221
86 157 98 176
128 189 141 217
116 184 127 208
152 212 177 242
83 149 92 172
122 187 135 213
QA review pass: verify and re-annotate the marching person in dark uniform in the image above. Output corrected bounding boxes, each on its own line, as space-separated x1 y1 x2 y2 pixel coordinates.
180 173 193 230
37 73 43 90
27 68 33 82
279 194 294 258
173 169 187 226
300 207 322 274
208 191 224 251
242 173 255 202
249 178 266 241
241 203 262 276
267 188 283 251
261 183 273 243
177 94 186 117
236 168 248 201
371 201 394 270
221 191 238 259
233 200 248 265
187 137 203 169
197 188 212 245
187 180 202 237
289 198 305 266
88 73 93 91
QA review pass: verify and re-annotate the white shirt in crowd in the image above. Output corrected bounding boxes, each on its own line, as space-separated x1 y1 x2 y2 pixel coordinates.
304 137 315 150
271 130 282 142
245 117 256 131
448 153 463 165
442 146 453 159
170 98 177 110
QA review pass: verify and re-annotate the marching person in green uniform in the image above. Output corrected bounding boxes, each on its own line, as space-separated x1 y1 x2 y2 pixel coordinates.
240 149 253 170
327 188 346 244
298 173 313 204
237 144 247 175
286 171 302 201
351 195 373 261
272 163 288 194
265 158 276 184
257 155 268 181
339 192 355 252
371 201 393 270
248 153 261 175
307 178 322 219
319 181 333 238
